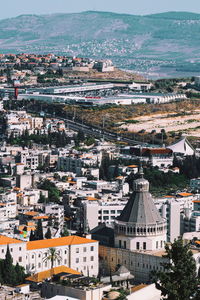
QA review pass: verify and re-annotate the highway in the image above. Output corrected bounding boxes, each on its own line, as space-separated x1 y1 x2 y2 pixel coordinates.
60 117 145 146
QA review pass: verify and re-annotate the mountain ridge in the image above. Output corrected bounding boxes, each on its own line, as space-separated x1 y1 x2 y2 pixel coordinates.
0 10 200 78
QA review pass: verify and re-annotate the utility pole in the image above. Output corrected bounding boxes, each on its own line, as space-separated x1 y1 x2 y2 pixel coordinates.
73 107 76 121
102 115 106 142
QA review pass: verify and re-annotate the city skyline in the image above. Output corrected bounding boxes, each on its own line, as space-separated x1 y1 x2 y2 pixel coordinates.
1 0 200 19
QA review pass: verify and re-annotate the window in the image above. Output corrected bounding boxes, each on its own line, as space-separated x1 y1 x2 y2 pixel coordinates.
103 210 109 214
1 249 4 253
111 210 115 214
136 242 140 250
83 257 87 262
76 248 79 253
10 248 13 252
90 246 94 251
19 247 21 251
38 263 41 268
84 247 87 252
18 257 22 262
32 255 34 259
91 265 93 269
156 241 158 249
38 254 41 258
143 242 146 250
65 250 67 254
91 256 94 261
76 258 79 263
119 240 122 248
124 241 126 249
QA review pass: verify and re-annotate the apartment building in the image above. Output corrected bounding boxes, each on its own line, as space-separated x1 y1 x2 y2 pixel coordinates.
45 204 64 229
75 200 127 230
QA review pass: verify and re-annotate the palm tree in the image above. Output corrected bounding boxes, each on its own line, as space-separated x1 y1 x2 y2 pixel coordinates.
43 247 62 270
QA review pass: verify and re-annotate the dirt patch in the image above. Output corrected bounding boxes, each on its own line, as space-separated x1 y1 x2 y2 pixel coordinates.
121 110 200 136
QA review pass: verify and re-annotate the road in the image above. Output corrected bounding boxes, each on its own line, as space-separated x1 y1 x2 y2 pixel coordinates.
61 117 146 146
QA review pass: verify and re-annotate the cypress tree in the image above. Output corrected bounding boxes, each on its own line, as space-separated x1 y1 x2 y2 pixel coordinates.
45 227 52 239
35 219 44 240
29 229 35 241
15 263 25 285
3 245 16 285
153 238 200 300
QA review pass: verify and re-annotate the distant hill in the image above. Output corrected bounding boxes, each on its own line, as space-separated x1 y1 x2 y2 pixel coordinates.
0 11 200 78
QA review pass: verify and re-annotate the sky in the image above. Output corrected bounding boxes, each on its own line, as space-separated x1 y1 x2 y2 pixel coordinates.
1 0 200 19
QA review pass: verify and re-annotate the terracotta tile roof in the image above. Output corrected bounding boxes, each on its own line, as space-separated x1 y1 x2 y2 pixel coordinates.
14 187 21 191
26 265 81 283
177 192 193 197
0 235 22 245
87 197 98 201
27 235 97 250
24 211 39 216
19 225 36 232
33 215 49 220
127 165 138 168
193 200 200 203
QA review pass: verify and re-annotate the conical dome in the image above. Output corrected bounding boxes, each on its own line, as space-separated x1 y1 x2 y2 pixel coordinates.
117 169 163 226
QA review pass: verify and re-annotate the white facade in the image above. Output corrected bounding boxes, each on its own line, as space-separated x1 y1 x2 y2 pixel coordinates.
45 204 64 229
82 201 126 230
155 199 180 242
0 235 99 277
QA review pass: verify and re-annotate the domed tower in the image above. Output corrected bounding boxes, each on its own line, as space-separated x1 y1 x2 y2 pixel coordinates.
114 168 166 251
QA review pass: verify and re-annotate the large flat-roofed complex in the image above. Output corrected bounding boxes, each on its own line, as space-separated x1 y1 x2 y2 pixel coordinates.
19 91 187 106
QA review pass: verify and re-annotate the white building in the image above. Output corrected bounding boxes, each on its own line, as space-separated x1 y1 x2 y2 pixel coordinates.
0 235 99 277
45 204 64 229
155 198 180 242
82 200 126 230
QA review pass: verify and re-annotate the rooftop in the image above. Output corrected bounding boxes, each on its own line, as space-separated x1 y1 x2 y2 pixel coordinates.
27 235 97 250
0 235 22 245
26 265 80 283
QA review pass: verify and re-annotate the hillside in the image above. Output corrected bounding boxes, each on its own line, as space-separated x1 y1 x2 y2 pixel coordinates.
0 11 200 78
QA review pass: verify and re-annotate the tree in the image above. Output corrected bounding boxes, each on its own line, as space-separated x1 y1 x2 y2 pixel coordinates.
45 227 52 239
153 238 200 300
61 226 69 237
29 229 35 241
38 179 61 203
15 263 26 285
3 245 16 285
43 248 61 270
39 192 47 204
35 219 44 240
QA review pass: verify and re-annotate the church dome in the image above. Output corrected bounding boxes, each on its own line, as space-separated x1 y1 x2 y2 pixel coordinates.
134 178 149 192
116 167 165 226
